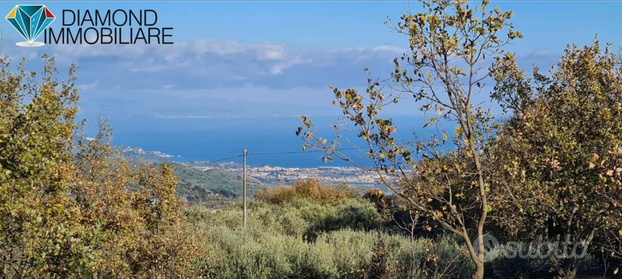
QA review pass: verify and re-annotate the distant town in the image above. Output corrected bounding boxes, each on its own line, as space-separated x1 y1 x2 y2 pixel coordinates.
187 162 381 189
119 146 383 190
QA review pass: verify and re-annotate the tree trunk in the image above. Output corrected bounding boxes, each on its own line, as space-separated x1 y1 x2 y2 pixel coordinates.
462 231 485 279
472 261 484 279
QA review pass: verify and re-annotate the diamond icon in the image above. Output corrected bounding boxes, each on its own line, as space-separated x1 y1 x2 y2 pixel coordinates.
6 5 55 47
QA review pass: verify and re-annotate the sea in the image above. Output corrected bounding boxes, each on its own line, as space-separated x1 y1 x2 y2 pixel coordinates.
83 115 447 168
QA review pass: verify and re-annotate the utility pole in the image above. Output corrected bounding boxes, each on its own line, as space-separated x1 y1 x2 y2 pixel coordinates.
243 148 247 228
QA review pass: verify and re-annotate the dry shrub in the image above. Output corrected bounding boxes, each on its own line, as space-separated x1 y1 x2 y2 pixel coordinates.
256 179 358 205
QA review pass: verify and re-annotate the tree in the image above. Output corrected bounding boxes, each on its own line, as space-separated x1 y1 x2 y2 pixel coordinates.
0 55 199 278
72 120 199 278
0 55 92 278
72 119 144 277
489 40 622 278
297 1 521 278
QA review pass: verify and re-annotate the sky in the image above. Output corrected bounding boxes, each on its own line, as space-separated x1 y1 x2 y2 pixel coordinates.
1 1 622 121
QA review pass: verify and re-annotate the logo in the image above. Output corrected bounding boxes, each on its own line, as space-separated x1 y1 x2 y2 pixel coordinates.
6 5 55 47
472 234 501 263
471 234 591 262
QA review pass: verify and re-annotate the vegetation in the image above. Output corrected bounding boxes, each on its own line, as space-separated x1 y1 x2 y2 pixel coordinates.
298 0 521 277
186 191 474 279
195 227 472 279
489 40 622 278
297 0 622 278
255 178 358 205
173 163 265 201
0 56 198 278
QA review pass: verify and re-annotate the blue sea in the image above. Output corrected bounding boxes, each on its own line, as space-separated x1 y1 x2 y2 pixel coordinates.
84 115 443 168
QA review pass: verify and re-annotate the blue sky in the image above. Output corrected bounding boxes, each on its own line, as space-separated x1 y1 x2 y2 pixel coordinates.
2 1 622 120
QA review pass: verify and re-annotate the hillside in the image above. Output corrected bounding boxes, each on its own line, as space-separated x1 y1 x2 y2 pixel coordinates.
116 146 267 202
172 163 266 202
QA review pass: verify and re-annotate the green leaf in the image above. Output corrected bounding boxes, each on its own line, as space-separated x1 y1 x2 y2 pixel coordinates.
486 205 493 213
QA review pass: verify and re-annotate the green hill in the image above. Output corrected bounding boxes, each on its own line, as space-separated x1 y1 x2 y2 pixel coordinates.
172 163 266 203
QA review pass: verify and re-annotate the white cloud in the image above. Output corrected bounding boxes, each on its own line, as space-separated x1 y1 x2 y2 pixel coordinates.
258 44 285 60
372 44 405 53
189 39 286 61
4 38 404 95
192 39 243 55
41 38 403 76
51 43 148 59
78 80 99 90
269 56 309 75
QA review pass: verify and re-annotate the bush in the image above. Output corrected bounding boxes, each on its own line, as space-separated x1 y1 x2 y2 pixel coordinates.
187 189 476 278
306 198 383 240
189 198 383 239
196 226 473 279
321 230 474 279
187 191 477 278
198 226 339 279
255 179 358 205
0 57 198 278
